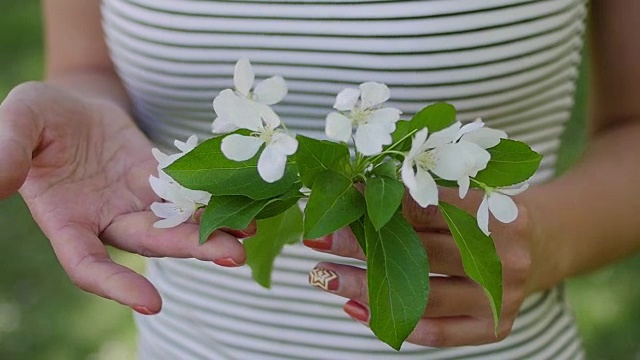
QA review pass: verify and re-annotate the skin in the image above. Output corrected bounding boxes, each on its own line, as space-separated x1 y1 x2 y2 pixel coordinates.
0 0 637 347
311 1 640 347
0 0 249 315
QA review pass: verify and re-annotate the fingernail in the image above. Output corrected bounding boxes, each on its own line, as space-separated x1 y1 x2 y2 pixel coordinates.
132 306 156 315
226 229 253 239
303 233 333 251
213 257 243 267
308 267 339 291
343 300 369 324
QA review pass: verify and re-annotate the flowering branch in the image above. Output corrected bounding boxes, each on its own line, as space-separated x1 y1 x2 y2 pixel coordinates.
149 58 542 350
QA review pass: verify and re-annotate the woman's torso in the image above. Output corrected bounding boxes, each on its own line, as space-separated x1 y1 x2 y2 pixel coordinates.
102 0 587 358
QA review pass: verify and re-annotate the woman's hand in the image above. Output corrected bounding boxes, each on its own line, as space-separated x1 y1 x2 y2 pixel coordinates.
0 82 247 314
304 187 536 347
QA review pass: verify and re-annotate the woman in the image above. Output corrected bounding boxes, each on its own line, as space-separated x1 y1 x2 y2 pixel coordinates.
1 0 638 358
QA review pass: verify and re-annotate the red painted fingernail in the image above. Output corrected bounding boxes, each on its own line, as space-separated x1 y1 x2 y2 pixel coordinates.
132 306 156 315
308 267 339 291
226 229 253 239
303 234 333 251
213 257 243 267
344 300 369 324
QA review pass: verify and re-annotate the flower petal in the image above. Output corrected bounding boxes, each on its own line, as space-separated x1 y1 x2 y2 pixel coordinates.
457 118 485 139
259 104 281 129
401 158 418 192
213 89 239 119
152 148 172 169
149 175 184 204
368 107 402 133
325 112 353 142
460 128 507 149
424 122 462 149
254 75 288 105
179 187 212 205
498 183 530 196
269 132 298 156
175 135 198 153
333 87 361 111
354 123 391 156
234 58 254 97
211 116 240 134
431 143 474 180
151 201 194 229
458 141 491 176
232 98 263 131
477 195 491 235
150 201 183 219
213 89 261 131
488 192 519 224
409 168 439 208
221 134 263 161
359 82 390 109
408 128 430 159
458 176 470 199
258 143 288 183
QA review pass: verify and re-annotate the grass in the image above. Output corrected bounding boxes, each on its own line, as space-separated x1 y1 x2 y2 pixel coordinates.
0 1 639 359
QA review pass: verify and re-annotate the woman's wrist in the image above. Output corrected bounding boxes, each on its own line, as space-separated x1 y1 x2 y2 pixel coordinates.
45 67 131 113
517 185 571 295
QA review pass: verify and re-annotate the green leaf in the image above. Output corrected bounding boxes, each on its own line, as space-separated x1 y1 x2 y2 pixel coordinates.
392 103 457 151
304 171 366 239
255 185 303 220
165 135 298 200
438 202 503 330
372 160 398 180
365 213 430 350
434 178 458 188
245 206 304 288
349 216 367 254
365 177 405 231
295 135 351 188
199 195 269 244
474 139 542 188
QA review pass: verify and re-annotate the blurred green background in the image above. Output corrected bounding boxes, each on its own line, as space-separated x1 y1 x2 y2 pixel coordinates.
1 2 639 359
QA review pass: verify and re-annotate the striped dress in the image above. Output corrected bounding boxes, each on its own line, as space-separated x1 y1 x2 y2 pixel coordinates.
101 0 587 358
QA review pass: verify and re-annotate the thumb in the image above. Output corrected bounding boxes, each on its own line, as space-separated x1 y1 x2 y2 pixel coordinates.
0 82 45 199
402 186 484 231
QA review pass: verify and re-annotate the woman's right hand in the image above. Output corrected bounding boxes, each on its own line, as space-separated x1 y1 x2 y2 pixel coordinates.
0 82 247 314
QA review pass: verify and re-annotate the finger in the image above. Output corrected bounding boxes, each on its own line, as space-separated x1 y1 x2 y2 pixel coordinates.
423 277 489 318
418 232 465 277
407 316 511 347
309 262 367 303
342 301 511 347
49 223 163 314
221 219 257 239
305 227 466 277
0 83 45 198
311 264 487 318
101 211 247 266
303 227 365 261
403 188 484 231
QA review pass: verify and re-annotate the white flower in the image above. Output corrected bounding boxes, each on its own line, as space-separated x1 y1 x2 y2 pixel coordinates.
149 135 212 228
152 135 199 170
457 118 507 149
401 123 490 208
453 119 508 198
477 183 529 235
325 82 402 156
211 58 287 134
220 105 298 183
149 174 211 228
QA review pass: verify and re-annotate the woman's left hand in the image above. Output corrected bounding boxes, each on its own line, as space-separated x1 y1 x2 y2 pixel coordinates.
304 187 537 347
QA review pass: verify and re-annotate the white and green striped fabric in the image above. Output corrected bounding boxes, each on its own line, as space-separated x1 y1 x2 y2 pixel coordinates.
101 0 587 358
